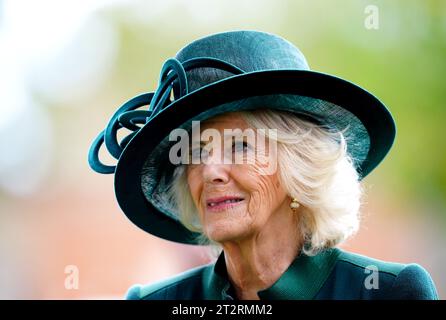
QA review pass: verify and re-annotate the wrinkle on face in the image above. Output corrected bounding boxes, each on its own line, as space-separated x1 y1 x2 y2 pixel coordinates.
186 112 289 243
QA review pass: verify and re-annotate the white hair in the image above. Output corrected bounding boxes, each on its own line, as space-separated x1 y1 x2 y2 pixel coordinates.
167 109 364 256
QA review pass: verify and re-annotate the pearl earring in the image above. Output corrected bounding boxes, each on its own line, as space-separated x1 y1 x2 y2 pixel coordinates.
290 198 300 211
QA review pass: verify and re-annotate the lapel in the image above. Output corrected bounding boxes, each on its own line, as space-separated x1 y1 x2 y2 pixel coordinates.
202 247 341 300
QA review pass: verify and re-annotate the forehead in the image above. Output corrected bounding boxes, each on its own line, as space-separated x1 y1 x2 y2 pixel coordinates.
200 112 249 131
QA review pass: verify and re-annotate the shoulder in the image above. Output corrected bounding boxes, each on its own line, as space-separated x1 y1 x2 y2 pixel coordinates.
125 263 212 300
325 249 438 299
337 249 406 276
389 263 439 299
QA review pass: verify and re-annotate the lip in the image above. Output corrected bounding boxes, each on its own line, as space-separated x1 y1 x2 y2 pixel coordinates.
205 195 245 213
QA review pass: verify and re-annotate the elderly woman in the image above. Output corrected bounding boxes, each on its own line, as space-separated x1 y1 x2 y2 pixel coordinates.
88 31 438 300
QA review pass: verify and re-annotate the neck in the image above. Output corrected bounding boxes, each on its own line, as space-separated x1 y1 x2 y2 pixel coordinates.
221 201 302 300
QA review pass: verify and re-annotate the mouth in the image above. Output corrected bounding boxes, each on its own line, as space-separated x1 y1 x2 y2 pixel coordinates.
205 196 245 212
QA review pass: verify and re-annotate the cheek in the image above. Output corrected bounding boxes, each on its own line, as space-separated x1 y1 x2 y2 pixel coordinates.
186 167 202 208
236 165 284 216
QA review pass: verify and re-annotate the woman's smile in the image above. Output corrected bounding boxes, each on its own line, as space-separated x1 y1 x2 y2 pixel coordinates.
206 197 246 213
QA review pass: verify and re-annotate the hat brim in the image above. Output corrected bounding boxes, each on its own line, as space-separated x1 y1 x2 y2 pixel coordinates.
114 69 396 244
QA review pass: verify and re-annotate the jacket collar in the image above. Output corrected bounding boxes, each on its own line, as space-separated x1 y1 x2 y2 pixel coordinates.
202 247 341 300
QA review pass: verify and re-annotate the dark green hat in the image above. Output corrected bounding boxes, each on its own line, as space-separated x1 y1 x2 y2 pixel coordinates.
88 30 396 244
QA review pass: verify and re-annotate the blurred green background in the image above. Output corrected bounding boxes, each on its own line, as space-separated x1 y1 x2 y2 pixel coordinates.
0 0 444 299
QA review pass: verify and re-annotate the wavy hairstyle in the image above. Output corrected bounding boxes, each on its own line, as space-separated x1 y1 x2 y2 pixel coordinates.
166 109 364 256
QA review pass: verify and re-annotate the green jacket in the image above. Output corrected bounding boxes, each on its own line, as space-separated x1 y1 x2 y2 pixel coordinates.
126 248 438 300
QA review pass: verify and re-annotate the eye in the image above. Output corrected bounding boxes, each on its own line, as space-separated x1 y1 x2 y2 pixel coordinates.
232 140 250 153
189 147 203 162
189 145 212 163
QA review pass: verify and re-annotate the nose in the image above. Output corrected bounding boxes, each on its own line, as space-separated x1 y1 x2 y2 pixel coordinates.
202 156 230 184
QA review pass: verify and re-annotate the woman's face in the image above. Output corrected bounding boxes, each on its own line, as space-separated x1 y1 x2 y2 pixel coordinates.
186 112 290 243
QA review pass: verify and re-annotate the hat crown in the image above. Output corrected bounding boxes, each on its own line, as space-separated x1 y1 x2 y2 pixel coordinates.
175 30 310 92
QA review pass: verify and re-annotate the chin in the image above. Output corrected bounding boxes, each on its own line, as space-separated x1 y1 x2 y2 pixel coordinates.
205 223 249 243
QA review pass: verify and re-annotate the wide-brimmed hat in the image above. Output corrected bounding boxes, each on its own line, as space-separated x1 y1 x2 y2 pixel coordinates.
88 30 396 244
